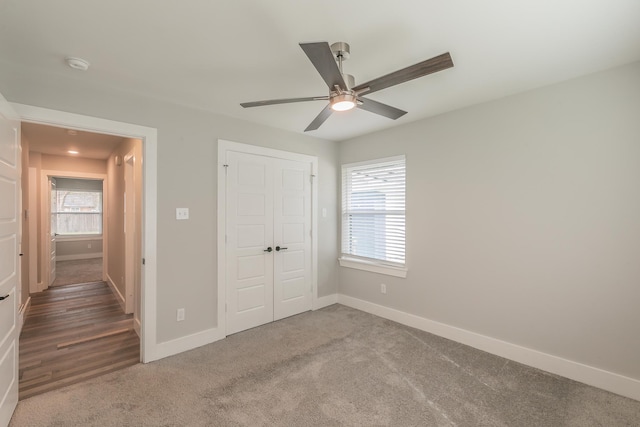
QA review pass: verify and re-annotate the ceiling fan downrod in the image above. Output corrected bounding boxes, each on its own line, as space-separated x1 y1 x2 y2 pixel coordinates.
331 42 352 90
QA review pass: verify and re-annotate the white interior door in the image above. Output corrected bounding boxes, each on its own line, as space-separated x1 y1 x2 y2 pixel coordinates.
225 151 312 335
273 158 312 321
226 151 274 335
48 177 56 286
0 94 20 426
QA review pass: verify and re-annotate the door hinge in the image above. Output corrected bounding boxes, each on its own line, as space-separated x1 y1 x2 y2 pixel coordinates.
223 164 229 174
142 258 146 265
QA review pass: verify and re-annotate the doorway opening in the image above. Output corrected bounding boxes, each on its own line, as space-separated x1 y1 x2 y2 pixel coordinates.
49 176 104 287
13 102 158 365
17 119 147 399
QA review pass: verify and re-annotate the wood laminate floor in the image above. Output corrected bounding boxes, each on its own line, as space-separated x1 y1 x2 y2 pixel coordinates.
19 281 140 400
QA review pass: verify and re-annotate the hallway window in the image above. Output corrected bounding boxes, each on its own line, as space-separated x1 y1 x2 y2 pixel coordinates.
54 178 103 235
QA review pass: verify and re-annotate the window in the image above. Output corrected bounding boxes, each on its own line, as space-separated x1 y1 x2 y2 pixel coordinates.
340 156 406 277
54 178 103 236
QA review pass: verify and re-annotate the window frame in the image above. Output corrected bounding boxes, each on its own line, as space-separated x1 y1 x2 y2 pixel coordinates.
53 188 104 237
339 155 407 278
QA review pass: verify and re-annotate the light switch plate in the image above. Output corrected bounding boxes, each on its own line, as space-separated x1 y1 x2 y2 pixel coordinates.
176 208 189 220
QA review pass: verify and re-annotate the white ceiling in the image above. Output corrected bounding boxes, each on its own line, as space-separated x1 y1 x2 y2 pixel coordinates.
1 1 639 142
23 122 125 160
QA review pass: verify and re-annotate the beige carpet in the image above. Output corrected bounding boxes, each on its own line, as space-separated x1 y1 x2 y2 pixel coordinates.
10 305 640 426
52 258 103 286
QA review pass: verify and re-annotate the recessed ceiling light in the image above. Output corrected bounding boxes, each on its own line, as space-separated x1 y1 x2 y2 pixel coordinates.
67 150 79 155
65 57 90 71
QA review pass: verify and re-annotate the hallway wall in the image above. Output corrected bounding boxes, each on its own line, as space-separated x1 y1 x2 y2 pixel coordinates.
20 132 30 306
106 138 143 314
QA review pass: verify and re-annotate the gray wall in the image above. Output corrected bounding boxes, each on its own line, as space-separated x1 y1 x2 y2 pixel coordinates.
56 239 103 259
0 67 339 343
338 61 640 380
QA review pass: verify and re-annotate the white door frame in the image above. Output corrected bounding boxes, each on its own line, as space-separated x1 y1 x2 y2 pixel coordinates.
39 171 107 293
12 103 159 363
48 176 57 287
124 151 136 315
217 139 319 335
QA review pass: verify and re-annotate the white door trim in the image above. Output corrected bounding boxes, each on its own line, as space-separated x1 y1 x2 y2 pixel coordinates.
217 139 318 336
39 170 107 293
12 103 159 363
124 151 136 316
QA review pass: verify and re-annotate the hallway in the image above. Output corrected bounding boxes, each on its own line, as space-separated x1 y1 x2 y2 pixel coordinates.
19 281 139 400
52 258 103 287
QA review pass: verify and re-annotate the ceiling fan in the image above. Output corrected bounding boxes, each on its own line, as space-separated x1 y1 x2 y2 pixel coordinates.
240 42 454 132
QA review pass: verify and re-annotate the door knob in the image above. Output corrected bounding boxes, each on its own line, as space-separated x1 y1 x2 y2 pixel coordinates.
0 295 9 301
264 247 273 252
275 246 288 251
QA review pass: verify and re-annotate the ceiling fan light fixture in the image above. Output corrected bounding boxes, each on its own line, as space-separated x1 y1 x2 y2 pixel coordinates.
331 93 357 111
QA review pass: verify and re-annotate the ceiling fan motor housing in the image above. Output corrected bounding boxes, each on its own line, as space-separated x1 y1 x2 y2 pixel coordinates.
330 42 350 60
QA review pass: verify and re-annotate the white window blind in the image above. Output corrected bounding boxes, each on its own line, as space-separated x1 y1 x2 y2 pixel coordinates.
341 156 406 267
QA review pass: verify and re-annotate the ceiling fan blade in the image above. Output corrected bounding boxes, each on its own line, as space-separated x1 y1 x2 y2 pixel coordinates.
304 104 333 132
357 97 407 120
241 96 328 108
299 42 347 90
352 52 454 96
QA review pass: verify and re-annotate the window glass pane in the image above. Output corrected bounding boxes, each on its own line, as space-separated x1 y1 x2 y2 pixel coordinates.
55 190 103 235
342 156 406 266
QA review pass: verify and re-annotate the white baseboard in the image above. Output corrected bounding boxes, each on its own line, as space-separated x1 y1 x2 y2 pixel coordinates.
56 253 103 262
150 327 225 362
337 294 640 402
106 274 126 313
149 296 335 362
18 296 31 335
313 293 338 310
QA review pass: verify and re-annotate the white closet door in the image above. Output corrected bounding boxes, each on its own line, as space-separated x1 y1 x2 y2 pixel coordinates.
273 158 312 320
225 149 313 335
226 151 274 335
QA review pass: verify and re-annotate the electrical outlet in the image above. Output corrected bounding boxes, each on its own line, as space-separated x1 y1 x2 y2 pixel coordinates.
381 283 387 294
177 308 185 321
88 243 92 249
176 208 189 220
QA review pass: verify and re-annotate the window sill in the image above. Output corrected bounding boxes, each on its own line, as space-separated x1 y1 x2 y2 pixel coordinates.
338 257 407 278
56 235 103 242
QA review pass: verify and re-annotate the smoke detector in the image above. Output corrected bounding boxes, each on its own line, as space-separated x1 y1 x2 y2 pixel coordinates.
65 57 90 71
